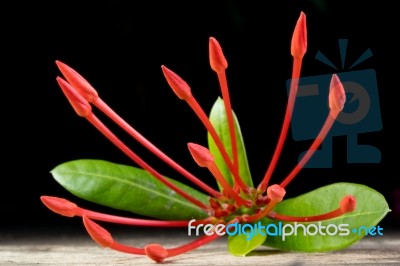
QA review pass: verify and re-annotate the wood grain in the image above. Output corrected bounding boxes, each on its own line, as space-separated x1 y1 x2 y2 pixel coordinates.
1 228 399 265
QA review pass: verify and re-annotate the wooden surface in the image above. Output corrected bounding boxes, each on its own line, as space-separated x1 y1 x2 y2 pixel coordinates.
1 228 399 265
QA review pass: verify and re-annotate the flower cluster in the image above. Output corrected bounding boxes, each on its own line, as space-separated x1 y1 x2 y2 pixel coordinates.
41 11 358 263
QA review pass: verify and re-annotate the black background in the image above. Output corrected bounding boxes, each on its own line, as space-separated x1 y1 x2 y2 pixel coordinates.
2 0 397 234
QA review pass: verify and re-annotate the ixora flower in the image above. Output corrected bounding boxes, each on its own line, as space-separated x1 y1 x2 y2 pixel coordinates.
41 12 389 263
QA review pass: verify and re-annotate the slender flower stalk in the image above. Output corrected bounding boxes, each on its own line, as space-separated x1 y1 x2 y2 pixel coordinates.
161 65 248 191
41 196 203 227
82 215 221 262
280 74 346 188
83 216 145 254
94 97 220 198
258 12 307 191
55 61 220 198
41 11 363 263
209 37 241 190
56 77 209 210
163 217 242 260
268 195 356 222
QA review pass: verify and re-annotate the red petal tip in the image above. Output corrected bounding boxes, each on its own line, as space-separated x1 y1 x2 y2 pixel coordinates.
340 195 356 213
329 74 346 112
55 60 98 102
40 196 77 217
187 143 214 167
145 244 168 263
161 65 192 100
82 216 114 248
291 11 307 59
209 37 228 73
56 76 92 117
267 184 286 202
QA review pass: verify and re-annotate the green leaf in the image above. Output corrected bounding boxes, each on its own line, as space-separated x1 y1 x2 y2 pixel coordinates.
208 97 253 190
263 182 390 252
228 223 267 256
51 159 209 220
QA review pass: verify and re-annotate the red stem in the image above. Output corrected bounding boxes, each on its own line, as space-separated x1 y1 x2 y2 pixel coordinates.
280 110 338 188
108 230 220 259
269 207 343 222
166 233 221 257
78 208 192 227
83 215 147 255
216 71 240 188
85 112 209 210
186 96 248 191
92 97 220 198
111 242 146 255
258 58 302 191
41 195 205 227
